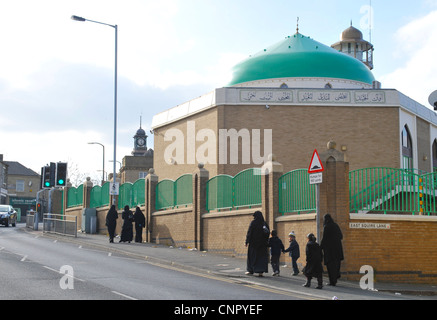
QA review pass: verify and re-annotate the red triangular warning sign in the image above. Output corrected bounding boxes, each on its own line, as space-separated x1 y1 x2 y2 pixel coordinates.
308 149 324 173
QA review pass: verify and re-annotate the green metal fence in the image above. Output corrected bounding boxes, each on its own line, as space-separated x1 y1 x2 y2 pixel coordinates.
118 179 145 210
206 168 261 211
278 169 316 214
66 184 83 208
155 174 193 211
206 175 233 211
89 182 110 208
349 167 437 215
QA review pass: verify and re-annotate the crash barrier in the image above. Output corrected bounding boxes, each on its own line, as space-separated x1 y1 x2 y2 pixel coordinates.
43 213 77 237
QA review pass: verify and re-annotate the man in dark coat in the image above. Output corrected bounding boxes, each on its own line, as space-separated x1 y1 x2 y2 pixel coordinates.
105 205 118 243
303 233 323 289
245 211 269 276
133 206 146 243
120 205 134 243
320 213 344 286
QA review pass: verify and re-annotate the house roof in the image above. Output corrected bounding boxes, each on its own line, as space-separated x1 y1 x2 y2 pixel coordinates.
4 161 39 176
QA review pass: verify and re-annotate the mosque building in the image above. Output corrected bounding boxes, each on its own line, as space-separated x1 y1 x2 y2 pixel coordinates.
151 25 437 180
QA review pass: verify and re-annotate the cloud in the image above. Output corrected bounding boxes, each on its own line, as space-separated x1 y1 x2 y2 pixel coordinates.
379 10 437 108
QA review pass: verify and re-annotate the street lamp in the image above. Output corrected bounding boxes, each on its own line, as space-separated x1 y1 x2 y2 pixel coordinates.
72 15 118 204
88 142 105 185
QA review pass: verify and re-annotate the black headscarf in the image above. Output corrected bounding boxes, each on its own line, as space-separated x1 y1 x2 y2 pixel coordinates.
321 213 344 263
106 205 118 224
246 211 269 247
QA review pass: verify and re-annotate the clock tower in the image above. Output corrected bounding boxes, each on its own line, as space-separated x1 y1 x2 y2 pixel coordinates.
132 117 148 156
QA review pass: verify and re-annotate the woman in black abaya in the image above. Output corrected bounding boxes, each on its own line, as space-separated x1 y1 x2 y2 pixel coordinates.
133 206 146 243
245 211 269 277
320 213 344 286
105 205 118 243
119 205 134 243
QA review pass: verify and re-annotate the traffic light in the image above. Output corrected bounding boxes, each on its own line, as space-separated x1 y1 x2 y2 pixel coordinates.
41 163 56 189
55 162 68 187
41 165 51 188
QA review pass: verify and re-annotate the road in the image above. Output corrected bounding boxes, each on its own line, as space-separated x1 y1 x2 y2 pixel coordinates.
0 224 433 304
0 224 311 301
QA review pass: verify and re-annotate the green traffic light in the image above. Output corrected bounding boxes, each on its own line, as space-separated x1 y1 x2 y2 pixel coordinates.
58 179 64 185
44 181 50 187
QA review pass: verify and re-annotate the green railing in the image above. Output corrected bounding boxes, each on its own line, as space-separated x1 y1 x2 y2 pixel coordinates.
155 174 193 211
206 175 233 210
206 168 261 211
67 184 83 208
279 169 316 214
349 167 437 215
89 182 110 208
118 179 145 210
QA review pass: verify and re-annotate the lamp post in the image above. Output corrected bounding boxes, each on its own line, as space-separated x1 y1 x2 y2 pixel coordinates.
87 142 105 185
72 15 118 204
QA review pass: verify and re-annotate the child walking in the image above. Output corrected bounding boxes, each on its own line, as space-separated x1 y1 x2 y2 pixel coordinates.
283 231 300 275
268 230 284 276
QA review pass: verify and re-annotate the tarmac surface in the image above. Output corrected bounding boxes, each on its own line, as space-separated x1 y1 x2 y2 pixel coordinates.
26 224 437 300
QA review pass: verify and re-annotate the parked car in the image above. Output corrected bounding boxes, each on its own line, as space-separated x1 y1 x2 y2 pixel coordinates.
0 205 17 227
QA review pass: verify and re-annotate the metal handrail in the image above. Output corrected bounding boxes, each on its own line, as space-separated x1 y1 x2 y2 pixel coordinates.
43 213 77 237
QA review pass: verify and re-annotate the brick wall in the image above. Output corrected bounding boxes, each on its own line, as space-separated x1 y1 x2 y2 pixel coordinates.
345 214 437 284
153 104 400 180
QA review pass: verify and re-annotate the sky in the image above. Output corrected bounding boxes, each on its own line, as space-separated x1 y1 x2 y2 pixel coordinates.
1 0 437 183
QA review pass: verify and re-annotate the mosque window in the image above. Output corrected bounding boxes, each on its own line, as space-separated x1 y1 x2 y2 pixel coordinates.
402 126 413 170
280 83 288 89
432 140 437 173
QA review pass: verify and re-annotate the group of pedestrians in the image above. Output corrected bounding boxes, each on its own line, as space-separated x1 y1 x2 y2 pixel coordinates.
105 205 146 244
106 207 343 290
245 211 343 290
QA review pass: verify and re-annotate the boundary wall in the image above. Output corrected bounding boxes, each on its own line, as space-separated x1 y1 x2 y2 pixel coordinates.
62 146 437 284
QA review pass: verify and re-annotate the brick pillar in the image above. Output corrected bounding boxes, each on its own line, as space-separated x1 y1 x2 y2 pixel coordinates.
62 179 72 214
261 154 283 231
193 163 209 251
319 141 350 272
82 177 93 209
145 168 158 242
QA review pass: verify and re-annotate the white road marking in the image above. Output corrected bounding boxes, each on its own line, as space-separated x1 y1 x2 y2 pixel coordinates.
42 266 85 282
111 291 138 300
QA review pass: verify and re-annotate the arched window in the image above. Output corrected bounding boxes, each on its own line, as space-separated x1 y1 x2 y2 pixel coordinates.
402 126 413 170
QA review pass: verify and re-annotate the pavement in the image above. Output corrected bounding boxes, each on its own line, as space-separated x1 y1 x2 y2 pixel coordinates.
25 224 437 299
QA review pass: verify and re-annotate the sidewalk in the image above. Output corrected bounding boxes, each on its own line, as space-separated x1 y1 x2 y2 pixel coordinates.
29 226 437 299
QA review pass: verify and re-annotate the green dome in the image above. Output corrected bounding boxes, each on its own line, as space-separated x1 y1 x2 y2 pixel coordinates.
228 33 375 86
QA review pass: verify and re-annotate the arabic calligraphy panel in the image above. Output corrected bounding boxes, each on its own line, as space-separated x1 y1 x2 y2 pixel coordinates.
240 90 293 103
